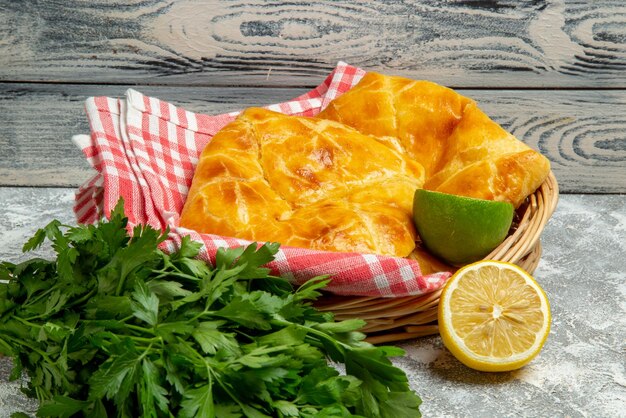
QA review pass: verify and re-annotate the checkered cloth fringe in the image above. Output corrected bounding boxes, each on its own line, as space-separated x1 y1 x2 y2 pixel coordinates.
73 62 450 297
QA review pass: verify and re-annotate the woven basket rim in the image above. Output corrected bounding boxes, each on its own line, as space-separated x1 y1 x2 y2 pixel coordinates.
486 170 559 266
316 172 560 343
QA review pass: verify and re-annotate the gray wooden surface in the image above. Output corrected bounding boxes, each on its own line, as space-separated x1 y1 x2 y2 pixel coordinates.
2 1 625 88
0 189 624 417
1 0 625 193
1 83 625 191
1 1 625 417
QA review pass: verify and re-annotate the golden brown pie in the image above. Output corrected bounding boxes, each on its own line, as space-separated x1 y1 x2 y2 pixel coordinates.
318 72 550 208
180 107 425 257
180 72 551 260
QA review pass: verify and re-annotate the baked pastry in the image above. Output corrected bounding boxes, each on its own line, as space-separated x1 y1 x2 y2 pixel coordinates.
181 72 551 261
180 107 425 257
318 72 550 208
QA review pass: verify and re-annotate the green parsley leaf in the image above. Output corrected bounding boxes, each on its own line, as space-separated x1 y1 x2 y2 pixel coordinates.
130 280 159 327
88 348 142 401
139 357 169 415
148 279 192 299
0 199 422 417
214 295 273 330
37 395 90 418
173 234 203 259
21 227 47 253
179 382 214 418
192 321 240 356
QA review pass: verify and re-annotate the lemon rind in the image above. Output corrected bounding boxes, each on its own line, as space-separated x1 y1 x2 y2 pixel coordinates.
439 261 551 368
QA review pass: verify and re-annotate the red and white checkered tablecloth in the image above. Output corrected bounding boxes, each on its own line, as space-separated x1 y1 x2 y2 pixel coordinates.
73 62 451 297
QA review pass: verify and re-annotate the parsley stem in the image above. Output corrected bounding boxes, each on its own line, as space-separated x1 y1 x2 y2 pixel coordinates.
126 323 157 336
214 375 253 414
25 312 53 321
23 286 57 310
66 287 97 309
115 274 126 296
0 337 14 355
3 334 54 364
35 386 47 403
189 309 216 323
13 315 41 329
130 342 155 352
129 335 159 344
120 314 135 322
273 318 351 353
153 270 200 282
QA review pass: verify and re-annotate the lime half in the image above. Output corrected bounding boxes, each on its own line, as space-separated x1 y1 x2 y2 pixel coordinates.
413 189 514 266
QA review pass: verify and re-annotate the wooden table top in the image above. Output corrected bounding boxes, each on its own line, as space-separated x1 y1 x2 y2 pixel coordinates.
0 1 624 416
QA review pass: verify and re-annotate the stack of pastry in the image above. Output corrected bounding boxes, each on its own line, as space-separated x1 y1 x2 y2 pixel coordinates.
180 72 550 270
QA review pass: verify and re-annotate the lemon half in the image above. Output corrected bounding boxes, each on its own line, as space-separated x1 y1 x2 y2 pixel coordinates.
438 261 551 372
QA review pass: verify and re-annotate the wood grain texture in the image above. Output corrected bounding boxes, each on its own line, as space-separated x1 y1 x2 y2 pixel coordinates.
1 83 624 192
1 0 625 88
0 83 306 187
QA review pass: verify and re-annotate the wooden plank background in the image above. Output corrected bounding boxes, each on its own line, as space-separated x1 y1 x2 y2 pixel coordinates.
2 0 626 88
0 0 625 193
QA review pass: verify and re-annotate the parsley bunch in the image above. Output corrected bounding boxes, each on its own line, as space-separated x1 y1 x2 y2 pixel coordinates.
0 200 421 418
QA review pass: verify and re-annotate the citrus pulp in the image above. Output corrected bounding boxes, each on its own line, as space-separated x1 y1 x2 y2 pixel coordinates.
438 260 551 372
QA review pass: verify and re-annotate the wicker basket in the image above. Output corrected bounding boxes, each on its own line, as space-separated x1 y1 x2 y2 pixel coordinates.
314 172 559 344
